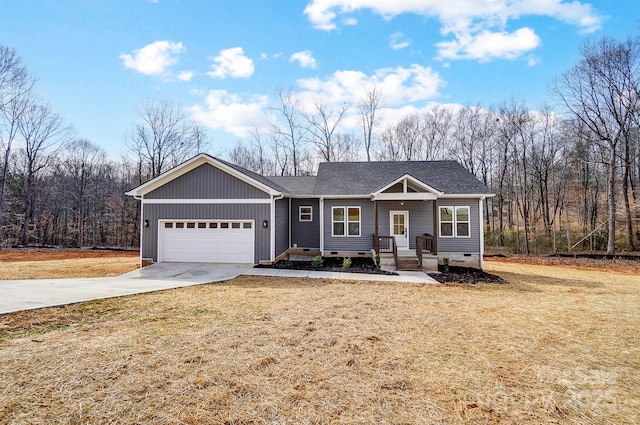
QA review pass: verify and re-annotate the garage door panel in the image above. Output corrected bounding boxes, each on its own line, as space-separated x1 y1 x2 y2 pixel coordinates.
160 220 254 263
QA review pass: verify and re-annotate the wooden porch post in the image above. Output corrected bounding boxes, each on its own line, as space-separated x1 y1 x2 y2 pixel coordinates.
432 199 438 255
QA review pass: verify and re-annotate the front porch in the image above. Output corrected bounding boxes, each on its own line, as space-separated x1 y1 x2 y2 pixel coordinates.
372 196 439 271
376 237 439 271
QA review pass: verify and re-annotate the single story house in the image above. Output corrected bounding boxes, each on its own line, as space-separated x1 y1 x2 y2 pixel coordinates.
126 154 494 270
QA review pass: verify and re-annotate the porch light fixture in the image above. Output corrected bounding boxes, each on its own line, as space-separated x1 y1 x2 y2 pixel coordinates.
262 220 268 228
144 219 149 228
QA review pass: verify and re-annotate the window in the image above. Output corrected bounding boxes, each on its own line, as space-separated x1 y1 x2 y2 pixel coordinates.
299 206 312 222
332 206 361 237
232 222 241 229
164 222 173 228
332 207 345 236
456 207 470 237
347 207 361 236
439 206 470 238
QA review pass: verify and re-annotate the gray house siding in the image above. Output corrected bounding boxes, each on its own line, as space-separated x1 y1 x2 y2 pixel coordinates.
146 163 270 199
323 198 374 252
435 198 481 253
141 203 270 263
274 198 289 258
291 198 320 248
376 200 434 249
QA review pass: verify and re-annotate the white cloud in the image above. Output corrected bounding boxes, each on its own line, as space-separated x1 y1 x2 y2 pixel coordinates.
119 40 184 75
390 32 411 50
189 90 270 137
436 27 541 61
188 64 444 143
290 50 318 69
177 70 194 81
304 0 603 61
296 64 443 108
207 47 254 79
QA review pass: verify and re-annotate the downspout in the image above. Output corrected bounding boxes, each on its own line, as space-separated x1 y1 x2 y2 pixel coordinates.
319 196 324 254
270 194 285 262
135 194 144 266
479 197 485 270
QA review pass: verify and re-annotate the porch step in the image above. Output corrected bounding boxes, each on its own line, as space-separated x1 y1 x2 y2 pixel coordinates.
396 256 421 271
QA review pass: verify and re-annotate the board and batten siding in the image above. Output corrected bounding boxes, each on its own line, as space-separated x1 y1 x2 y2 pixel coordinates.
142 203 270 263
375 200 434 250
435 198 481 253
145 163 270 200
322 198 374 252
290 198 320 248
274 198 289 258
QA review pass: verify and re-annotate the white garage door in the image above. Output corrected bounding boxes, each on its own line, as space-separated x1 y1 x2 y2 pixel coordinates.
159 220 254 263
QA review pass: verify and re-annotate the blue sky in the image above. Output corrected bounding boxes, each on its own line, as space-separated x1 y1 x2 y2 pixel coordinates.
0 0 637 158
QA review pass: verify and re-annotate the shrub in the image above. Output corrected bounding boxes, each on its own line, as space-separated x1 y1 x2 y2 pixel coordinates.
342 257 352 269
311 255 323 269
442 257 449 273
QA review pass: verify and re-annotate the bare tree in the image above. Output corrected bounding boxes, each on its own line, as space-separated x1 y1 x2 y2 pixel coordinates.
554 36 640 254
17 101 72 245
0 46 32 111
421 104 452 160
271 88 310 175
228 128 277 175
60 139 107 247
359 86 382 161
304 98 349 162
0 46 34 245
127 99 208 179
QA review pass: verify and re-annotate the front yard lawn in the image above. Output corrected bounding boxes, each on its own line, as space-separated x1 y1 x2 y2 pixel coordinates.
0 259 638 424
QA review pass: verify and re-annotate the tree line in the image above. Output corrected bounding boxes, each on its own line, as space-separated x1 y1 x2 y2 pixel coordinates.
1 33 638 254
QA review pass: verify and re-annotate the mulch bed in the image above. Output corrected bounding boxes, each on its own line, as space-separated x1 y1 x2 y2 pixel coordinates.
264 257 397 275
428 266 506 284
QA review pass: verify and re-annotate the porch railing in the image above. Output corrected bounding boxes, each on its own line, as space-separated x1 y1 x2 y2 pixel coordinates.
416 234 436 268
375 235 398 267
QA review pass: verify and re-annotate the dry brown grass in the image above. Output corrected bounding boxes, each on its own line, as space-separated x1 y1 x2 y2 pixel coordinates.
0 259 639 424
0 250 139 279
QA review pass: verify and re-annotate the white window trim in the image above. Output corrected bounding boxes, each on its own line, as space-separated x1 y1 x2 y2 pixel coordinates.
299 205 313 222
439 206 471 238
332 206 346 237
347 206 361 237
331 206 361 237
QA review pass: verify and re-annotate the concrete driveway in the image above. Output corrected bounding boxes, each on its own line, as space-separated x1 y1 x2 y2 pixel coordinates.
0 262 252 315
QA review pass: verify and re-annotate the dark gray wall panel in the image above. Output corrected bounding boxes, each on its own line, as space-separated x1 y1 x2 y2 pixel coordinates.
146 164 270 199
323 199 374 252
142 203 271 263
275 198 289 257
435 198 480 253
291 198 320 248
375 200 434 249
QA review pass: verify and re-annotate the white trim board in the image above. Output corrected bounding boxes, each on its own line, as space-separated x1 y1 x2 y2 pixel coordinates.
142 198 272 204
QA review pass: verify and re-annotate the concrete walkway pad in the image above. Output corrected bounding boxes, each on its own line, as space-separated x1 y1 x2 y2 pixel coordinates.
0 263 252 315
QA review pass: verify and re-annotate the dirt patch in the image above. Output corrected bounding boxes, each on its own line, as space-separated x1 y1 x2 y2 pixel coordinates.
0 248 138 262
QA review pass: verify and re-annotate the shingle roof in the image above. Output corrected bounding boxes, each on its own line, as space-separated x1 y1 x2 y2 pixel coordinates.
267 176 317 196
312 161 493 196
213 156 290 193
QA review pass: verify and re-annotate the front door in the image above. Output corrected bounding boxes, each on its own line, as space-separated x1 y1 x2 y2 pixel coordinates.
390 211 409 249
